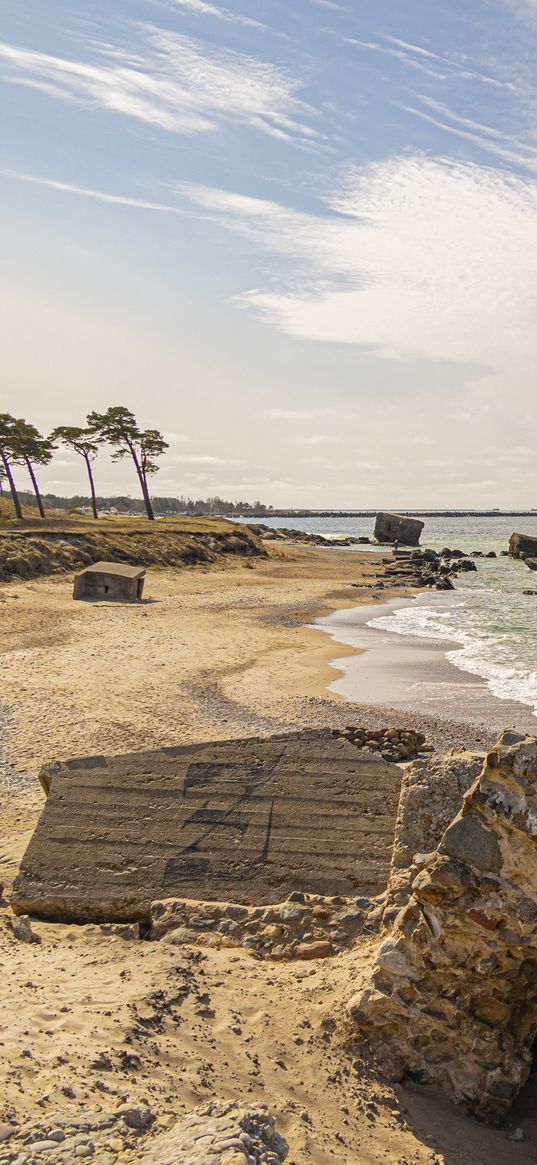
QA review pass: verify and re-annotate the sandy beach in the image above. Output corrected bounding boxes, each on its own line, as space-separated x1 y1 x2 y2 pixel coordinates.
2 543 535 1164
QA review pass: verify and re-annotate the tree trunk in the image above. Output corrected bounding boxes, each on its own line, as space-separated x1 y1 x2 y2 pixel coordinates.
25 457 45 518
0 448 22 519
132 453 154 520
84 453 99 519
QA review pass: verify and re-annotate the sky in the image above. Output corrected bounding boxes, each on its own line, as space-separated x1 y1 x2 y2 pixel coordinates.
2 0 537 507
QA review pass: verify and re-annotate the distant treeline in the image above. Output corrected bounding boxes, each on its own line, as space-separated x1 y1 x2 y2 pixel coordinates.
9 491 272 517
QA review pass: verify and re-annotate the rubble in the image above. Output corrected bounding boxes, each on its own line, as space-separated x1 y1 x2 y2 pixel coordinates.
348 730 537 1123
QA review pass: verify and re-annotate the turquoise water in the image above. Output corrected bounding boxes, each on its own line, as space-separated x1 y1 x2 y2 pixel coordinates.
237 515 537 717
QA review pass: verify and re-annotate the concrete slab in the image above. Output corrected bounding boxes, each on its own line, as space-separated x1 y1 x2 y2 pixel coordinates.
11 730 402 922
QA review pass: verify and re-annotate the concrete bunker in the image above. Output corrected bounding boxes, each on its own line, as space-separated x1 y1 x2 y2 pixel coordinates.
374 512 424 546
73 560 145 601
11 730 402 923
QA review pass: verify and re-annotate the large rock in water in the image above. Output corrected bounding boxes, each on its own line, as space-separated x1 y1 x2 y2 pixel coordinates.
348 731 537 1124
374 513 424 546
11 730 401 922
509 531 537 559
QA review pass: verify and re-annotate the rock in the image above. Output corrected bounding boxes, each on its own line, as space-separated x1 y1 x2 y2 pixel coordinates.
26 1140 62 1152
6 914 41 944
294 940 334 959
349 731 537 1124
161 926 200 946
0 1125 15 1143
455 559 477 572
507 1127 525 1142
523 589 537 595
509 532 537 559
115 1103 154 1131
525 557 537 571
374 513 424 546
441 813 502 873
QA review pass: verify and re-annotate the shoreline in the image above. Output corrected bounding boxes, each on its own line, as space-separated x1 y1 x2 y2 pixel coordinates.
312 594 537 737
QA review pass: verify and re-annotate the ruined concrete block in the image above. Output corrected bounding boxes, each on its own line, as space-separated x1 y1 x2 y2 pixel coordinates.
348 730 537 1124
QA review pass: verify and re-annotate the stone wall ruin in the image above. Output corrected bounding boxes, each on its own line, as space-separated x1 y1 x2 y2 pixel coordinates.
348 730 537 1124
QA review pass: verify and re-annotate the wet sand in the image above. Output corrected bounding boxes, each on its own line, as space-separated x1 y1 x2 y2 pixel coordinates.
314 598 537 736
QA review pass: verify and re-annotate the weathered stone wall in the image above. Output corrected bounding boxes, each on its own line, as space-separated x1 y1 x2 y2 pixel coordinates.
348 731 537 1124
374 513 424 546
383 753 483 920
150 890 369 960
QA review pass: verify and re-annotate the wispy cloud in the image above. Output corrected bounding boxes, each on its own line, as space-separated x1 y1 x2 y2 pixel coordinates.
405 97 537 172
177 154 537 375
0 27 316 142
288 434 343 446
345 33 514 89
168 0 268 31
6 170 187 213
169 453 241 464
309 0 348 10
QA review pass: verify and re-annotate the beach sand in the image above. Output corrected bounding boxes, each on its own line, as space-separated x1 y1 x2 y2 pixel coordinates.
1 544 535 1163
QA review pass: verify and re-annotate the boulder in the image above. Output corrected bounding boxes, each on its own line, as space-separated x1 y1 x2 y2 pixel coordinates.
526 558 537 571
348 731 537 1124
374 513 424 546
509 532 537 559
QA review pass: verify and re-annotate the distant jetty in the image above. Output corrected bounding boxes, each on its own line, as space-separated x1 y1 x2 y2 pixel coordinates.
236 509 537 519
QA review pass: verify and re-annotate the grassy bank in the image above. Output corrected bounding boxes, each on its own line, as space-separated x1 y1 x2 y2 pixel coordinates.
0 516 265 581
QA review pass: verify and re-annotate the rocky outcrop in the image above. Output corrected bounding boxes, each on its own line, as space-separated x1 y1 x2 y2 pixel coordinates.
383 548 476 591
509 532 537 560
249 523 367 547
374 513 424 546
140 1101 288 1165
348 730 537 1124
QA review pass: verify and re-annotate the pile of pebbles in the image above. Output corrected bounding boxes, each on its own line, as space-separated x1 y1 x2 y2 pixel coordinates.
150 890 372 960
0 1103 155 1165
336 726 430 763
140 1100 287 1165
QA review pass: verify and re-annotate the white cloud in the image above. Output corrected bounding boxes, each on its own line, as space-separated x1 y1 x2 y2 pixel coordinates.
178 155 537 374
6 170 187 213
288 434 343 446
0 28 316 142
345 34 513 89
169 0 268 31
169 453 241 464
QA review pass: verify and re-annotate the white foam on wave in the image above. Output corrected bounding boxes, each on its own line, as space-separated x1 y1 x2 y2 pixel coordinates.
369 597 537 717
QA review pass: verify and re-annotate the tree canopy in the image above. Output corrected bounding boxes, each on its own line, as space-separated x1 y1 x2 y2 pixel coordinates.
87 406 168 520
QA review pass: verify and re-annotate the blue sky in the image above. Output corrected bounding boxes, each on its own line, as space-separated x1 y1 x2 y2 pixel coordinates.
2 0 537 506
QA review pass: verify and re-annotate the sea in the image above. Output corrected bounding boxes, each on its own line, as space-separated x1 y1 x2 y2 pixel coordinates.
236 514 537 719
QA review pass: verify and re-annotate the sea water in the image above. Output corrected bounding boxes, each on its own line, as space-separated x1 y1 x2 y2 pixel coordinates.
236 514 537 717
